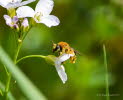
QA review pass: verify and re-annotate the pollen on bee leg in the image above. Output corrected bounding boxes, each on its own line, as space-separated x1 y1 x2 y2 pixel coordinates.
59 52 63 55
70 56 76 63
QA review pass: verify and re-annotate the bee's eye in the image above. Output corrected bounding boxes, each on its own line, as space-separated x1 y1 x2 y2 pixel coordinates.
56 45 60 49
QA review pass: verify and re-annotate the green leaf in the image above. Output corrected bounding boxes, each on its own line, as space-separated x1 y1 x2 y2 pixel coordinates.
0 46 47 100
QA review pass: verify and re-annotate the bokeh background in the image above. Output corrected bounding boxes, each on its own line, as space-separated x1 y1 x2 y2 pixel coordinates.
0 0 123 100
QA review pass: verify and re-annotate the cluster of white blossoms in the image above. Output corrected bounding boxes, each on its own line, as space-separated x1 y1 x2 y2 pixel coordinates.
0 0 71 84
16 0 60 27
0 0 60 30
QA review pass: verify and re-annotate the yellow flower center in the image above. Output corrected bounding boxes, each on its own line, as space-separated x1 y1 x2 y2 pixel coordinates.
34 12 43 22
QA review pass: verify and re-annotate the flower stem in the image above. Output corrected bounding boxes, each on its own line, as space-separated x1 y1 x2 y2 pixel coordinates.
14 42 22 63
16 55 46 64
103 44 110 100
4 41 22 100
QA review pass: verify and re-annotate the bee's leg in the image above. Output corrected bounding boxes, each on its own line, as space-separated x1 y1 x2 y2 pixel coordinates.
61 61 65 64
70 56 76 63
59 51 63 56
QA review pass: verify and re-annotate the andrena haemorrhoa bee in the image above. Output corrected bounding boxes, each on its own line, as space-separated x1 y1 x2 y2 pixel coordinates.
52 41 78 63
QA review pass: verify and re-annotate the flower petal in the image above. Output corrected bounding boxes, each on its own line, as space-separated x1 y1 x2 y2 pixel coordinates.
13 24 19 29
12 0 22 2
12 16 18 23
39 15 60 27
35 0 54 16
3 15 12 26
16 6 35 18
17 0 36 7
3 0 22 8
0 1 8 7
55 62 67 84
58 53 74 62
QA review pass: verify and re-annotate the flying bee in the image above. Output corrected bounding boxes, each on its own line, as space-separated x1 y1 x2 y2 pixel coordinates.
52 41 79 63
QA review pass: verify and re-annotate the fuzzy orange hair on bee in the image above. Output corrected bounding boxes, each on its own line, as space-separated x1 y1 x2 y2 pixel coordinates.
52 41 79 63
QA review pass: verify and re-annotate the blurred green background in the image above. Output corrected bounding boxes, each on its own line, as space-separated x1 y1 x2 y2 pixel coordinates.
0 0 123 100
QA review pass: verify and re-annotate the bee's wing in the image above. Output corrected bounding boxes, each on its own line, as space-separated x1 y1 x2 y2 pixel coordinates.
73 48 82 56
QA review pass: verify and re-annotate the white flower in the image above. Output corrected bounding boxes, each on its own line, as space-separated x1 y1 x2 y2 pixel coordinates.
0 0 35 9
3 15 19 29
16 0 60 27
55 53 74 84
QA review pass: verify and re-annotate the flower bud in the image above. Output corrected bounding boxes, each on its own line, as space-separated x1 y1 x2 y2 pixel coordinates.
18 39 22 43
21 18 29 32
3 15 19 31
13 24 19 31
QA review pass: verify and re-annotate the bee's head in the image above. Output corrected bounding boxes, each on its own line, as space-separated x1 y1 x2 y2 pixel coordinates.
53 44 61 53
52 41 61 53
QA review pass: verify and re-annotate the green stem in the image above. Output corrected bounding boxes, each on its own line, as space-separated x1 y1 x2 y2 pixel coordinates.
4 24 33 99
14 42 22 63
3 65 9 76
0 81 15 100
4 41 22 100
21 26 32 41
103 44 110 100
16 55 46 64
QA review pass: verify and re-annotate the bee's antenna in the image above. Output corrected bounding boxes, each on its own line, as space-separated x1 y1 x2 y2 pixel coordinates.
51 40 54 44
51 40 55 45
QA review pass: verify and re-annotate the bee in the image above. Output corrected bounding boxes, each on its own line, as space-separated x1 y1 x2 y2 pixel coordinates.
52 41 78 63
